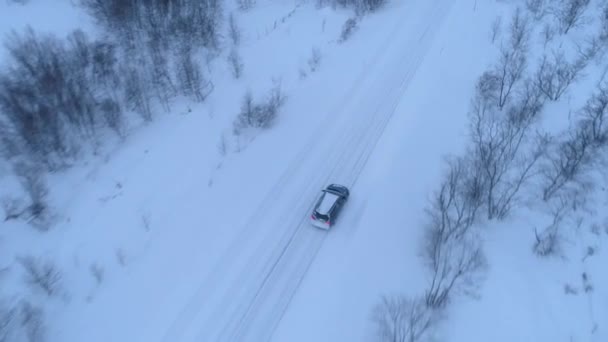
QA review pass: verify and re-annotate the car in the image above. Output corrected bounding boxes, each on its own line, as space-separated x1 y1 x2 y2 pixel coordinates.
310 184 350 230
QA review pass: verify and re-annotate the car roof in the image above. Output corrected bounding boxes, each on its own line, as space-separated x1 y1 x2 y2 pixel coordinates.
316 191 340 215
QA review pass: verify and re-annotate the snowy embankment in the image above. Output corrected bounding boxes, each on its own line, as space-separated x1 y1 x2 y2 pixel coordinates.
1 0 459 341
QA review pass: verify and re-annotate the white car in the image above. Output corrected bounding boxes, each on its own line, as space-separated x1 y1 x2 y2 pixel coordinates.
310 184 350 230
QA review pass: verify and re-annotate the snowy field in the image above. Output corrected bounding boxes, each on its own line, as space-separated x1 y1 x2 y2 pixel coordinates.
1 0 607 342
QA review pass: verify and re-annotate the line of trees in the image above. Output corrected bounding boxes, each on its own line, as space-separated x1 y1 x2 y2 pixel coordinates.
0 0 222 228
372 1 608 339
0 0 221 171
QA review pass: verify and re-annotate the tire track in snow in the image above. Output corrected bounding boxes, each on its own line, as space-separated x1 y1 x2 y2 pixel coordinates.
161 1 454 341
160 6 415 342
219 2 456 341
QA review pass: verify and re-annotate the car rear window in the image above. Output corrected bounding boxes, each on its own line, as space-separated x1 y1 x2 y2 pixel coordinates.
317 191 339 215
314 212 329 221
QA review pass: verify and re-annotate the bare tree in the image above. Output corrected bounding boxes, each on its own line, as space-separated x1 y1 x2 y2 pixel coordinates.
0 300 45 342
541 23 556 48
19 301 44 342
359 0 388 13
535 50 585 101
601 3 608 42
542 126 593 201
470 80 545 219
371 295 436 342
534 196 569 256
13 163 49 227
486 10 532 110
424 229 486 309
0 303 17 342
99 98 125 138
580 84 608 145
176 46 211 102
236 0 255 11
541 84 608 201
526 0 549 21
421 156 487 309
339 18 358 43
493 44 528 109
426 157 484 242
233 91 255 135
90 263 104 285
0 27 131 171
123 67 153 122
17 256 62 297
308 47 322 72
228 48 244 79
553 0 591 34
490 16 502 44
228 13 241 46
217 133 228 156
508 8 531 53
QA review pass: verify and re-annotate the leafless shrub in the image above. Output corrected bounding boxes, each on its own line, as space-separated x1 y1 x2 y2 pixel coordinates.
339 18 358 43
533 197 568 256
17 256 62 297
308 47 322 73
141 213 151 232
371 295 436 342
2 198 27 222
535 50 585 101
581 272 593 293
553 0 591 35
490 16 502 44
89 263 104 285
115 248 127 267
582 245 595 261
233 83 287 134
228 48 244 79
228 13 241 46
564 283 579 295
217 133 228 156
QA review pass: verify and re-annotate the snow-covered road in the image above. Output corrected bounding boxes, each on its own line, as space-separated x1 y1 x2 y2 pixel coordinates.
162 1 455 341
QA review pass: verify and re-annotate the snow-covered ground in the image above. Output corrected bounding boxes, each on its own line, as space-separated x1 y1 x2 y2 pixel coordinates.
1 0 607 341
